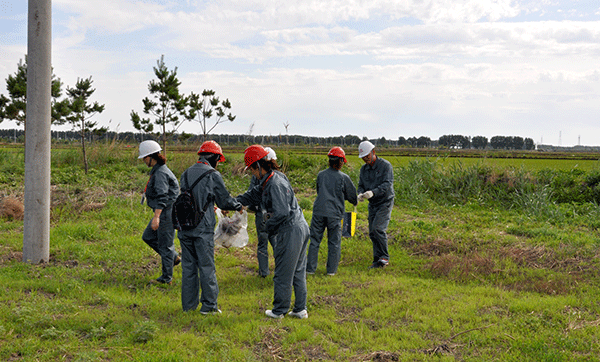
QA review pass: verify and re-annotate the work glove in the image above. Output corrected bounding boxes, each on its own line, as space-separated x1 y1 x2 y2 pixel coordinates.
357 193 365 202
364 190 374 199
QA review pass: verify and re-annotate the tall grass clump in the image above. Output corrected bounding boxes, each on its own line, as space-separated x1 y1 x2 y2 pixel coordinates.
394 159 436 207
392 158 600 231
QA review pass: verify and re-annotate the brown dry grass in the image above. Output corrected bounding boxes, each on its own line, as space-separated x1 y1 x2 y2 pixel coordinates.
414 238 596 295
0 196 24 220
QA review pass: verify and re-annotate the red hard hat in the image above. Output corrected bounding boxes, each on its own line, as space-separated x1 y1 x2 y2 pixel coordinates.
328 146 347 163
198 140 225 162
244 144 268 168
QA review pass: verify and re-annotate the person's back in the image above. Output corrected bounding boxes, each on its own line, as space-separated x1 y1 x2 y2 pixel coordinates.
307 147 357 276
313 167 357 219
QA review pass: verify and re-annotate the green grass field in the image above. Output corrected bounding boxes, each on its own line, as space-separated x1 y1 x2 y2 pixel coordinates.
2 143 600 361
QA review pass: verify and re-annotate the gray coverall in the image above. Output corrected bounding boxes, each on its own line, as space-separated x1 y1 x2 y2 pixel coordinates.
307 167 357 275
178 160 242 312
357 157 395 265
248 176 277 277
142 163 179 283
237 171 309 316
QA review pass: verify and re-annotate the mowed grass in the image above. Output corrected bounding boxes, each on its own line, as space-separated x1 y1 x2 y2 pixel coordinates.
1 144 600 361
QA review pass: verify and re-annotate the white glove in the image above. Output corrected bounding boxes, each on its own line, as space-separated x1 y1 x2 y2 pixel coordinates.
364 191 374 199
357 193 364 202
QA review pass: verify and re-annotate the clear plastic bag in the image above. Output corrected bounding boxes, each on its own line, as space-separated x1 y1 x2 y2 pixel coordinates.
214 208 249 248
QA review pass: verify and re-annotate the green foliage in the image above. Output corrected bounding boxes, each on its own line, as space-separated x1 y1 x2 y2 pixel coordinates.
131 55 189 153
4 145 600 360
0 56 68 127
132 320 159 344
188 89 236 142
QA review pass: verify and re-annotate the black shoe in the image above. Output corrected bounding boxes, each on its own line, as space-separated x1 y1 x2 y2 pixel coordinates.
173 256 181 266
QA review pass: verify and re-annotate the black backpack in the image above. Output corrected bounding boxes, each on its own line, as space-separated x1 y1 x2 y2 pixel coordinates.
172 169 216 231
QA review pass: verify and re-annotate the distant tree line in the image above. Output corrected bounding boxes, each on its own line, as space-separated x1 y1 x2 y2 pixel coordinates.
0 129 537 151
437 134 535 150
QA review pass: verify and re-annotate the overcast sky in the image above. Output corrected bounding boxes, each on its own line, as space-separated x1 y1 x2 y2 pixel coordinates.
1 0 600 146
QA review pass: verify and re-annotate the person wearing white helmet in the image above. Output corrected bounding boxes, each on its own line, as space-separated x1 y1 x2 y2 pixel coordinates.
357 140 395 269
138 140 181 284
247 146 279 277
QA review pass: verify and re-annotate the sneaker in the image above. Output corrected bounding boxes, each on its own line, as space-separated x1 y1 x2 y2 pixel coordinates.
327 273 336 276
265 310 284 319
378 258 389 267
288 309 308 319
306 271 315 275
200 309 222 315
173 256 181 266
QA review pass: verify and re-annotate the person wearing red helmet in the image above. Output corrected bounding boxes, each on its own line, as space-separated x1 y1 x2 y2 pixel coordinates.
236 145 310 319
306 146 357 276
246 146 279 278
177 140 243 313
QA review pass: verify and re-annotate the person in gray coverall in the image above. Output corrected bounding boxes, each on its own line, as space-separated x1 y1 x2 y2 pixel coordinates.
306 147 357 276
237 145 310 319
178 140 243 313
357 141 395 269
138 140 181 284
248 147 278 277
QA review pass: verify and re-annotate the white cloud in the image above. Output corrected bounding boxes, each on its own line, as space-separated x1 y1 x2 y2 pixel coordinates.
2 0 600 146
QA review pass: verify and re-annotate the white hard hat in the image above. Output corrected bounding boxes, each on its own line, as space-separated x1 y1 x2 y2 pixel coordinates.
264 147 277 161
138 140 162 159
358 141 375 158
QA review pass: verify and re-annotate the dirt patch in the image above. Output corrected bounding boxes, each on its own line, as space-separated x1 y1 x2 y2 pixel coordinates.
499 244 595 274
0 249 22 264
301 344 331 361
411 238 459 257
254 326 290 361
429 253 496 278
506 275 573 295
351 351 400 361
342 281 372 289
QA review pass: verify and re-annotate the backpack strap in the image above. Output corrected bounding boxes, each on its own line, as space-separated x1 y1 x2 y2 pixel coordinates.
186 168 216 191
185 168 216 214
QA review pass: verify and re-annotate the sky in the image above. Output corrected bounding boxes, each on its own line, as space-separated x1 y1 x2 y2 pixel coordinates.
1 0 600 146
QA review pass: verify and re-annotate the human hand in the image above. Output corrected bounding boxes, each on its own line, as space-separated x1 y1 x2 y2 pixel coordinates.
357 193 365 202
364 190 373 199
151 216 160 230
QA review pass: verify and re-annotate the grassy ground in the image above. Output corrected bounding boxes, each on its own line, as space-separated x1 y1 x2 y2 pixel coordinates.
1 143 600 361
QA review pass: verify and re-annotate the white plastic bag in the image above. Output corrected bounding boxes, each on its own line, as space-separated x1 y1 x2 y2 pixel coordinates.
214 208 249 248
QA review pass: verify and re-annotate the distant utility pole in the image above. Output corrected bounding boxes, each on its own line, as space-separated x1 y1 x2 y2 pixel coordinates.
23 0 51 264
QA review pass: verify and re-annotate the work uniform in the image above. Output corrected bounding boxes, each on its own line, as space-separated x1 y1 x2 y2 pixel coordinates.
307 167 357 275
248 176 277 277
357 157 395 265
237 170 309 316
178 159 242 312
142 163 179 283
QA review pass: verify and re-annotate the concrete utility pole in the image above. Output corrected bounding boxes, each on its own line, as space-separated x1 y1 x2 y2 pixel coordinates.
23 0 52 264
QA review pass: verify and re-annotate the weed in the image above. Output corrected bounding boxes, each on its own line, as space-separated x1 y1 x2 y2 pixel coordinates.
132 320 159 344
